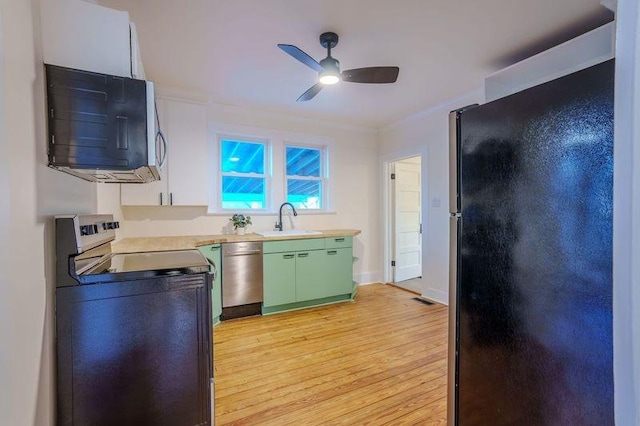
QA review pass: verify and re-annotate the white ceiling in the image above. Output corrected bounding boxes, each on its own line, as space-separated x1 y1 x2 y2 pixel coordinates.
99 0 612 128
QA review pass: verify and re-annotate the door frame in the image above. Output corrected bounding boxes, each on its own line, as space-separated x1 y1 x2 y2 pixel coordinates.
381 147 428 287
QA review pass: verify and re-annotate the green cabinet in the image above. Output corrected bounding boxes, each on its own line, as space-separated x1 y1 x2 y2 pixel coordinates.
324 248 353 296
263 252 296 306
263 236 354 314
325 236 352 249
295 250 329 302
197 244 223 324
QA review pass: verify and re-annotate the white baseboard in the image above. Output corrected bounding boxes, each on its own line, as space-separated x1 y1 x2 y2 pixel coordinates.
421 287 448 306
354 271 383 285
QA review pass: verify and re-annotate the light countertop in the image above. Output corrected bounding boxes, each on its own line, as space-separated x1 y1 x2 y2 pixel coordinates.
111 229 361 254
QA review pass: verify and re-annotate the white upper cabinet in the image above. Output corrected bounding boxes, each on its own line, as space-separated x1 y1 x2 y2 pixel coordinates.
164 99 209 206
40 0 134 78
120 97 210 206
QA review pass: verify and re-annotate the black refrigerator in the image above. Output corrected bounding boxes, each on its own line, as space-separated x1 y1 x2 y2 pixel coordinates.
448 59 614 425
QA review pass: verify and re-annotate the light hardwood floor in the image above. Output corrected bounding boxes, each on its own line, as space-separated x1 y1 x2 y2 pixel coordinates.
213 283 449 425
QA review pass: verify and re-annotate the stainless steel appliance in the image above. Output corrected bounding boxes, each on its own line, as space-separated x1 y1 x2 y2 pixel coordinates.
46 64 165 183
55 214 213 425
221 241 263 320
448 60 614 425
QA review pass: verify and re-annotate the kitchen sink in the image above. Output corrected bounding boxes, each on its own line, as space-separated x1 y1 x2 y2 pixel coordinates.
254 229 322 237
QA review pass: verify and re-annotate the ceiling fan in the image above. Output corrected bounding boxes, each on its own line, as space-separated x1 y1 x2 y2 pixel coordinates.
278 32 400 102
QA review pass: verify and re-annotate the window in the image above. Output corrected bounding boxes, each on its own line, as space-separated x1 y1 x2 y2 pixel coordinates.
219 138 268 210
285 145 326 210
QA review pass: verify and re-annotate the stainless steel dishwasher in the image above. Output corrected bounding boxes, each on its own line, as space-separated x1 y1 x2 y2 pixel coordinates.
221 241 263 320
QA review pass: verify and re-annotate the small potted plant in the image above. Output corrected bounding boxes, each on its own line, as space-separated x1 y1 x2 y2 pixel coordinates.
230 213 252 235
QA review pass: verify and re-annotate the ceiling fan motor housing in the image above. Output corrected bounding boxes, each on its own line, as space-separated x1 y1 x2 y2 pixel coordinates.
320 56 340 73
319 32 339 49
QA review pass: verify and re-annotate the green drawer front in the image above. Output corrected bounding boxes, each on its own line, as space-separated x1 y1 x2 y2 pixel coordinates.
263 238 325 253
324 236 352 249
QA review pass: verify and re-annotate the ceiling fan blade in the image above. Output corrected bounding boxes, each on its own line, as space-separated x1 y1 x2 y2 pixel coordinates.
296 83 323 102
277 44 324 73
341 67 400 83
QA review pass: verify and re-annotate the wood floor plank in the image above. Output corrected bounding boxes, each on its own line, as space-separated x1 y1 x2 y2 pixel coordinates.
213 283 449 425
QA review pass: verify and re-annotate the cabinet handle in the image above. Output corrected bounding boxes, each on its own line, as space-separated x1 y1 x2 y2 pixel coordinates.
283 254 295 259
334 238 345 242
159 192 163 205
327 250 337 255
170 193 173 206
297 253 309 258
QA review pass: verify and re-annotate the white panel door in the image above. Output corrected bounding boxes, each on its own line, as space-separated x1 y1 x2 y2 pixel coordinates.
393 161 422 282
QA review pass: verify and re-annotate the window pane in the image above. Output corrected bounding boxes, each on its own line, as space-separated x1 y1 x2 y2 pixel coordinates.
287 179 321 209
222 176 265 209
286 147 320 177
221 140 265 174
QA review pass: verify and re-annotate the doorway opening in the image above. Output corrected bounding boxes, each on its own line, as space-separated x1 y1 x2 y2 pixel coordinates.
388 155 423 294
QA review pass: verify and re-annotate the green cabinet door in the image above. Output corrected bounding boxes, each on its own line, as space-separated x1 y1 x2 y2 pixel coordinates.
263 252 297 307
296 250 331 301
324 248 353 296
198 245 222 324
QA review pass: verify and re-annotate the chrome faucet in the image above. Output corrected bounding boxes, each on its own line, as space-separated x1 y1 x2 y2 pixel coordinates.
275 202 298 231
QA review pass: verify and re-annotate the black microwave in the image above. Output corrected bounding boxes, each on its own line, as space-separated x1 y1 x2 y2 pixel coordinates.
45 64 164 183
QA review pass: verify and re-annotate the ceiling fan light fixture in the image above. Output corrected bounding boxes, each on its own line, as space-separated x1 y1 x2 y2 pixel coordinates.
319 72 340 85
319 56 340 85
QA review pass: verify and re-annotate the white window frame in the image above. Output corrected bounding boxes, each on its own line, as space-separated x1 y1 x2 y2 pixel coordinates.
284 142 328 211
217 134 270 212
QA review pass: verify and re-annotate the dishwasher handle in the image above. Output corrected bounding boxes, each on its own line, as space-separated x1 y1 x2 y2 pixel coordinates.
223 250 262 257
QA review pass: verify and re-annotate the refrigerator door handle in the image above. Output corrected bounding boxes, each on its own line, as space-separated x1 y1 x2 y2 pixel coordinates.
449 111 460 214
449 104 478 215
447 215 460 426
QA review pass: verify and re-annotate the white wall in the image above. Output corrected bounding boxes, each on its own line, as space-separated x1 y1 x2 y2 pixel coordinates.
0 0 96 424
378 90 483 303
613 0 640 422
98 102 383 284
0 4 9 421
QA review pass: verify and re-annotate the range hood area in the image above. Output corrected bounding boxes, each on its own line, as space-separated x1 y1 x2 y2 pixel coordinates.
46 64 163 183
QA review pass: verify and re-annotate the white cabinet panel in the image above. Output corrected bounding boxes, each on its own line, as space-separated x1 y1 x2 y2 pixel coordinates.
165 100 209 206
41 0 132 78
